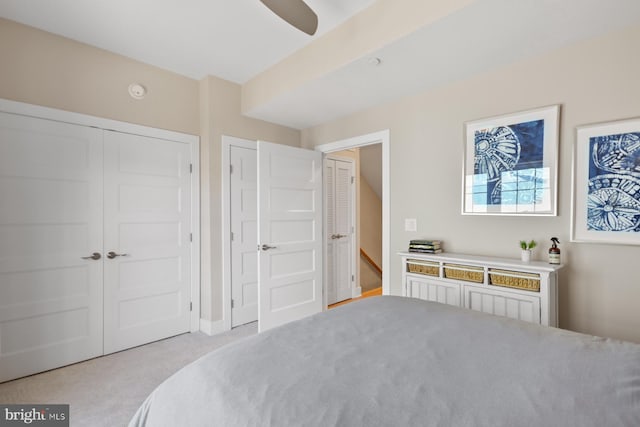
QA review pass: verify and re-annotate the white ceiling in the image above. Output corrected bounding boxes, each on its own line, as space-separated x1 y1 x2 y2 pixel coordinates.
0 0 375 82
245 0 640 128
1 0 640 130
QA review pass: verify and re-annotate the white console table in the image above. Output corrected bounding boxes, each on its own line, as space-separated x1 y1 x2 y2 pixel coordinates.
399 252 563 326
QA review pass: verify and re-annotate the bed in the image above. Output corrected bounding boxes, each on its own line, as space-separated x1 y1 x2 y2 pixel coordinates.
129 296 640 426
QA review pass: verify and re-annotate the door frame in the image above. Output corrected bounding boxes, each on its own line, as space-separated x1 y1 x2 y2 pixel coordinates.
315 130 390 296
0 98 201 332
323 154 357 306
221 135 257 332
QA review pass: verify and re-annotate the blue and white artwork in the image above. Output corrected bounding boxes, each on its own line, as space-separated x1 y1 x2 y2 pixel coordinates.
463 105 558 215
587 132 640 232
473 119 546 208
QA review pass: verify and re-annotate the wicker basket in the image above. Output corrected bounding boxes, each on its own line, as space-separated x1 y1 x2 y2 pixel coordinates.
443 263 484 283
407 260 439 277
489 269 540 292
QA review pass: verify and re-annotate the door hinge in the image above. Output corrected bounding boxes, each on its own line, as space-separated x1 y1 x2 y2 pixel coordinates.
230 164 234 174
190 302 193 311
189 233 193 242
351 176 355 184
231 231 234 241
231 299 235 309
189 163 193 173
351 274 355 282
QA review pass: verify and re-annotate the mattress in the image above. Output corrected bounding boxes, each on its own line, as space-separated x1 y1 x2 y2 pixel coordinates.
129 296 640 426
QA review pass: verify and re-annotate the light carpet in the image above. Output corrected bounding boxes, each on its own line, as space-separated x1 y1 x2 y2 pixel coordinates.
0 322 258 426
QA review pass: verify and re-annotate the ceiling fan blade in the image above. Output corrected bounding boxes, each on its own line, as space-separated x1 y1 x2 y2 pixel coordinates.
260 0 318 36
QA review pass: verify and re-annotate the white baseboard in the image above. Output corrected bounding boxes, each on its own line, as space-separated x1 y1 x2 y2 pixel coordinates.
352 286 362 298
199 318 225 336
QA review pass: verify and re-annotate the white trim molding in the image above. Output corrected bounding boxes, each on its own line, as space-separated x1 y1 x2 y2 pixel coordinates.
221 135 258 332
189 136 201 332
0 98 196 143
199 318 225 336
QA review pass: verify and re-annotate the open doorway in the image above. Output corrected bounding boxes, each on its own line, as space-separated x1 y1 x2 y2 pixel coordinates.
325 146 382 308
356 144 383 296
324 153 357 306
221 130 389 330
315 130 390 309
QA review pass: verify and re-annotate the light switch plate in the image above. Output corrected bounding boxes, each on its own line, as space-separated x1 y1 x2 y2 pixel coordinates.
405 218 417 232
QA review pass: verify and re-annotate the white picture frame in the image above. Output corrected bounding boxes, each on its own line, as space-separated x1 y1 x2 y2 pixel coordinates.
571 117 640 245
462 105 560 216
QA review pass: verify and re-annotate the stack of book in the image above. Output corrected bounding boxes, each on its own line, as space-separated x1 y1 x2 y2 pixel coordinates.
409 240 442 254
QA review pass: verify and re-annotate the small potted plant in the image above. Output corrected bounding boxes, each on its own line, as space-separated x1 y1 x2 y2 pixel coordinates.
519 240 537 262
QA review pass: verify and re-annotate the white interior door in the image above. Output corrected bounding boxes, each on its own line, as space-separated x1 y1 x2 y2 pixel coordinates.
325 157 354 305
257 141 323 332
230 146 258 327
103 131 191 354
0 112 103 382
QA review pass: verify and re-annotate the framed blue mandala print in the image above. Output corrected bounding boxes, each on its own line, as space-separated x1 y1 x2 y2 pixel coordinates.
572 117 640 245
462 105 560 215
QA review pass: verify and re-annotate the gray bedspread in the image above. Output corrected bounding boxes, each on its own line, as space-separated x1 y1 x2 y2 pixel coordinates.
129 296 640 426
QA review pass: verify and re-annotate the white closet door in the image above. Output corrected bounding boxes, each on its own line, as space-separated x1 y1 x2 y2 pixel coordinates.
0 112 103 382
230 146 258 327
257 141 323 332
325 158 354 305
103 131 191 354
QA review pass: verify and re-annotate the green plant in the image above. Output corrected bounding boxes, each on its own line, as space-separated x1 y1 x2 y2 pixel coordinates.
519 240 537 250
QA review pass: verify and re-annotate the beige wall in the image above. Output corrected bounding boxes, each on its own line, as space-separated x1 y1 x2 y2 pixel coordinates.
0 18 199 134
302 23 640 343
0 18 301 326
360 175 382 290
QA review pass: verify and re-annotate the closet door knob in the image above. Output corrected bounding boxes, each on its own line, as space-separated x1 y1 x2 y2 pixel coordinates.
81 252 102 260
107 251 129 259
